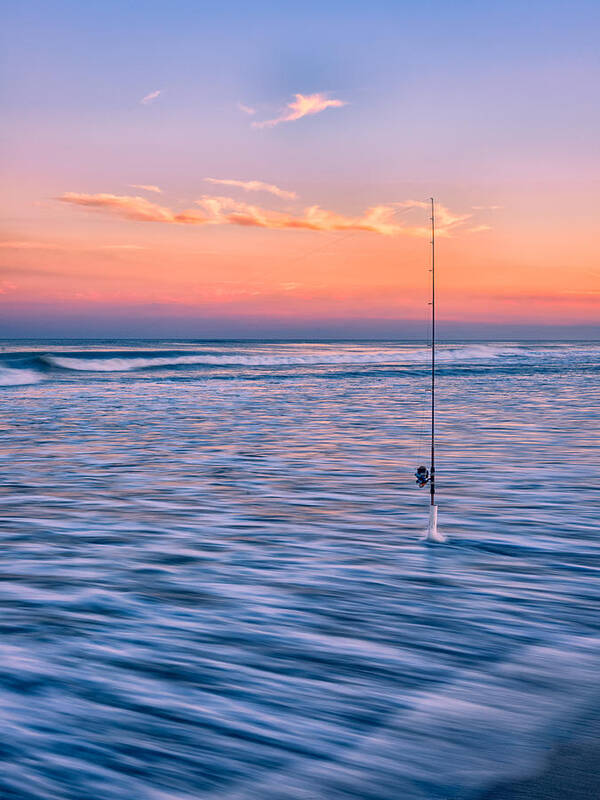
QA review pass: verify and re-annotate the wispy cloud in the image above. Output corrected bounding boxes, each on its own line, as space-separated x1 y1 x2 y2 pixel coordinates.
492 290 600 305
0 240 62 250
0 240 145 254
57 193 208 225
0 280 17 294
99 244 147 250
196 196 402 234
394 200 473 236
57 192 475 238
467 224 492 233
0 265 65 276
472 205 503 210
129 184 162 194
237 103 256 115
252 93 347 129
140 90 162 105
204 178 296 200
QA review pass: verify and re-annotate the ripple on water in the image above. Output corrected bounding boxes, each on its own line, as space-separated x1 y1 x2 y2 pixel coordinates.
0 341 598 799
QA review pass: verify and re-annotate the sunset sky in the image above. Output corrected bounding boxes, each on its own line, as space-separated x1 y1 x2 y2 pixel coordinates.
2 0 599 337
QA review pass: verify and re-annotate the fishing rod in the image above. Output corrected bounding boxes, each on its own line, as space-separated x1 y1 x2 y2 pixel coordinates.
415 198 446 542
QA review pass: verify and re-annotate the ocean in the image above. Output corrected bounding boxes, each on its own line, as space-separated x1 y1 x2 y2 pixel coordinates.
0 340 598 799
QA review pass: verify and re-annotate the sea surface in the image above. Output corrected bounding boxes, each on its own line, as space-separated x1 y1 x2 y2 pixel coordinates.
0 340 598 800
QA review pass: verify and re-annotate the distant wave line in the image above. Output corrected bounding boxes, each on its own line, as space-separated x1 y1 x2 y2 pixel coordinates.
0 343 596 384
41 346 523 373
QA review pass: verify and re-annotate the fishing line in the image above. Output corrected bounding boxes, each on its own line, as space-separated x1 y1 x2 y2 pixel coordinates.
414 198 436 464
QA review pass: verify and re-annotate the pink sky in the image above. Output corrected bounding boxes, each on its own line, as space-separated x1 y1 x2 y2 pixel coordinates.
2 1 599 336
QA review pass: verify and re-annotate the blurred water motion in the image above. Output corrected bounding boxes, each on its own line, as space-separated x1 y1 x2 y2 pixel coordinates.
0 340 599 799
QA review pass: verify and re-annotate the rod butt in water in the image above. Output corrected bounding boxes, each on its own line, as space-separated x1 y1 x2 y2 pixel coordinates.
424 504 446 543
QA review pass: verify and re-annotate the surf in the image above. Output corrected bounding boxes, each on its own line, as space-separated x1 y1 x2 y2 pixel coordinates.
41 344 528 373
0 366 44 386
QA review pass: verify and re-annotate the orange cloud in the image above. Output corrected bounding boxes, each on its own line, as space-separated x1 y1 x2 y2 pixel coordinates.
195 196 472 236
195 195 409 234
204 178 296 199
237 103 256 115
57 193 208 224
57 192 474 237
252 93 347 128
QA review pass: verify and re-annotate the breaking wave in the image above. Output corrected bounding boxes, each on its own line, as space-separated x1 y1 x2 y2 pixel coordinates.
0 366 44 386
0 342 596 384
42 345 522 372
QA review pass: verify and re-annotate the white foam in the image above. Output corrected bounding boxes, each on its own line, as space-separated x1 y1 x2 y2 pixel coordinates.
223 635 600 800
0 366 43 386
43 345 523 373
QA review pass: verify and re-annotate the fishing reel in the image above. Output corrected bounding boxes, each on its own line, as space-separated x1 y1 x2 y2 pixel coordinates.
415 466 430 488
